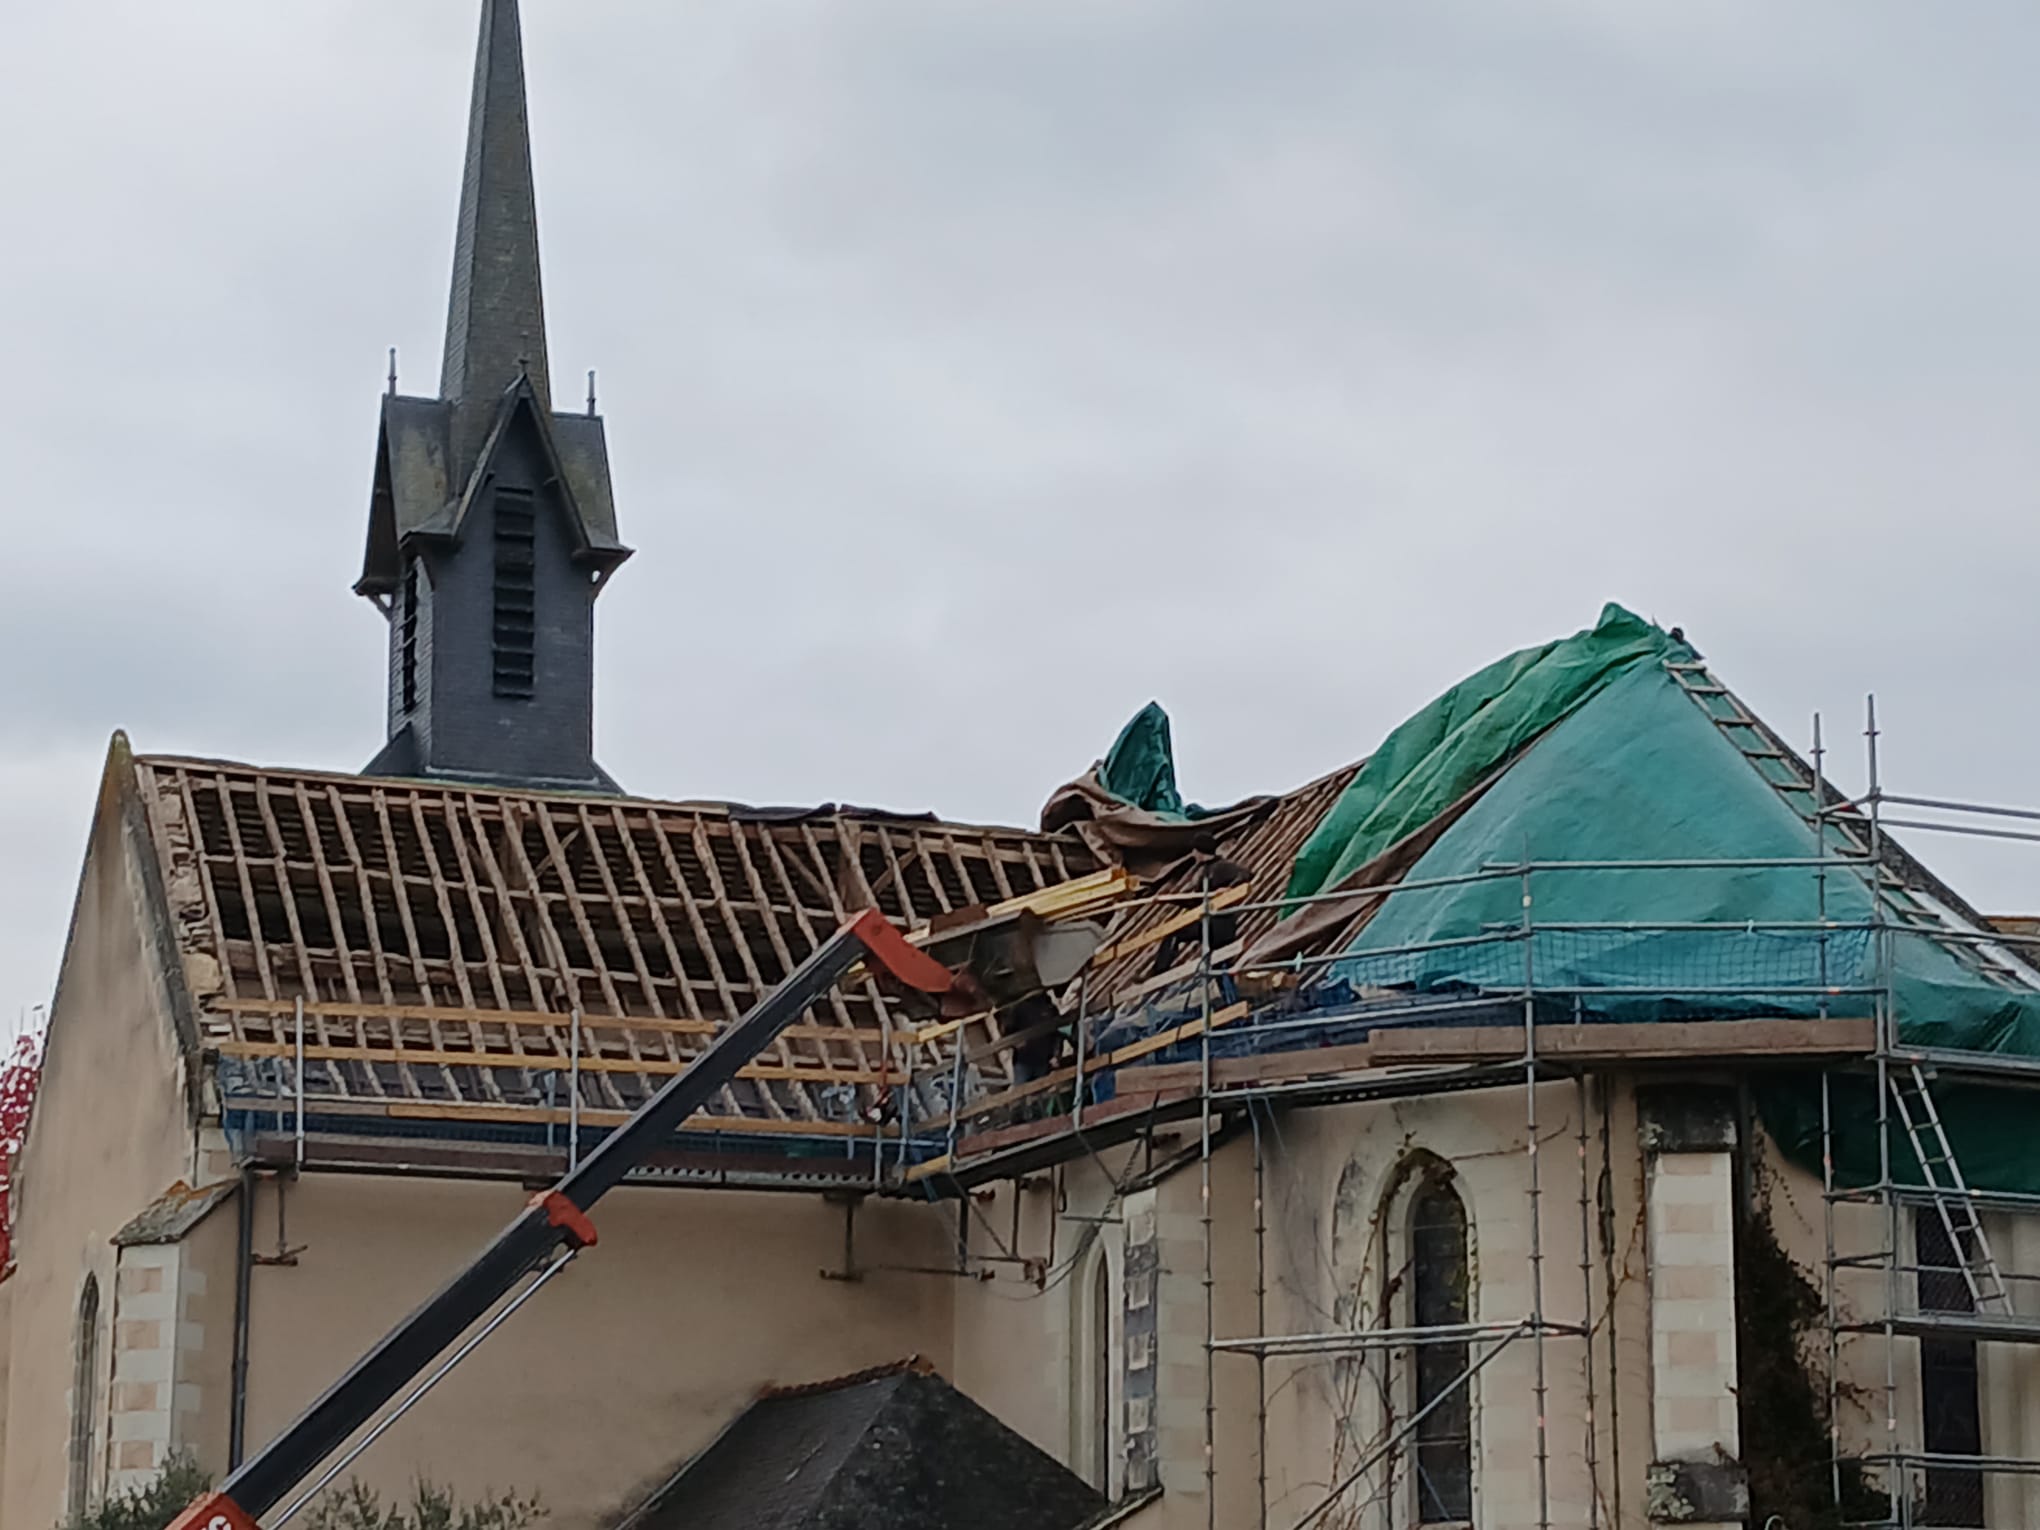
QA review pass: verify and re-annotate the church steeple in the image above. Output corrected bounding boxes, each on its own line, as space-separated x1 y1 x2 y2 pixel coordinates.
441 0 550 474
357 0 631 793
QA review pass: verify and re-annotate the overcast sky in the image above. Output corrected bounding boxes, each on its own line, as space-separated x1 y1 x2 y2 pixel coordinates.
4 0 2040 1021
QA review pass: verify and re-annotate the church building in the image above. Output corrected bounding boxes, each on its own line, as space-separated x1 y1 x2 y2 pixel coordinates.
8 6 2040 1530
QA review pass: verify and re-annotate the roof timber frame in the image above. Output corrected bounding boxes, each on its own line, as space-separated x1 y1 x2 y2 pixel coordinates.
1078 762 1359 999
136 758 1095 1133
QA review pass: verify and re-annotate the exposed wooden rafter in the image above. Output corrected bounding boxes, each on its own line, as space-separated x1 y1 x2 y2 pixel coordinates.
135 757 1105 1134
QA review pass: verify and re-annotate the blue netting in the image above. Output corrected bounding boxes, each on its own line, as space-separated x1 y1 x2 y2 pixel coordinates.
1330 926 1877 1020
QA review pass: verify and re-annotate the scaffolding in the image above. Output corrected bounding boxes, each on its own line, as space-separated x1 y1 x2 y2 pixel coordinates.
924 865 1878 1527
1169 863 1878 1530
921 686 2040 1530
1814 700 2040 1530
200 662 2036 1523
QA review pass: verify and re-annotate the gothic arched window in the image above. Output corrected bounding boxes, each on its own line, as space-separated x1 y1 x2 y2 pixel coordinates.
1071 1245 1114 1491
69 1273 101 1516
1408 1177 1473 1525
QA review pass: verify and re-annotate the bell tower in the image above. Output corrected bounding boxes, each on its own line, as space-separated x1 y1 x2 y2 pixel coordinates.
355 0 630 791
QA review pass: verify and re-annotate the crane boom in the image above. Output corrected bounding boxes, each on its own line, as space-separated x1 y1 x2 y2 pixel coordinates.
172 910 956 1530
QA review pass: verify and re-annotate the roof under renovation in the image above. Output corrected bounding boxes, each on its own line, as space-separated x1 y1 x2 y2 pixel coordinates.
932 603 2040 1196
98 602 2040 1196
131 751 1100 1140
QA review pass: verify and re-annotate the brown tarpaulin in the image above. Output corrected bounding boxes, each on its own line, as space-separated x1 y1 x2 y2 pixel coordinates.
1040 767 1273 882
1241 768 1507 967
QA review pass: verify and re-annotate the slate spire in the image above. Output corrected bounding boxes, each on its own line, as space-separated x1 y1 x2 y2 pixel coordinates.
441 0 549 473
358 0 629 793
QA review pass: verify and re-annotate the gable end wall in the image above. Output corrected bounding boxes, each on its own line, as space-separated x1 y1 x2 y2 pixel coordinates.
2 742 207 1527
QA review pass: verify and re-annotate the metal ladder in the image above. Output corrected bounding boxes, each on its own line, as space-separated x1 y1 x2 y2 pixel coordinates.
1889 1062 2011 1317
1663 658 2022 987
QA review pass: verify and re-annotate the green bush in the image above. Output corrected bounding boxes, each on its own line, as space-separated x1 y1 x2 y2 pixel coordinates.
302 1482 546 1530
58 1460 544 1530
63 1454 210 1530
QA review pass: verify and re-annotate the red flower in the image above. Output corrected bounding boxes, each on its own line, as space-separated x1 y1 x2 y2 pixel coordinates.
0 1033 43 1270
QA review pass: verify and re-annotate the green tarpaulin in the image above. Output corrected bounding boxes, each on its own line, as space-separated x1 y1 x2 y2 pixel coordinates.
1097 702 1216 821
1286 604 1685 903
1292 605 2040 1192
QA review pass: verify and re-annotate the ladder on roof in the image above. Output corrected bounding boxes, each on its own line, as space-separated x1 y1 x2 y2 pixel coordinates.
1889 1062 2012 1318
1662 658 2021 985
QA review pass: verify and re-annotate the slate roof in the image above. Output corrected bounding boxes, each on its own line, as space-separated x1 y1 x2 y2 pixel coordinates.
359 384 628 596
443 0 549 448
111 1180 238 1247
626 1361 1106 1530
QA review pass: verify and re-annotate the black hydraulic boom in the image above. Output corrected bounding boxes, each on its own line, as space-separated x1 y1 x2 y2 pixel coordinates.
173 910 956 1530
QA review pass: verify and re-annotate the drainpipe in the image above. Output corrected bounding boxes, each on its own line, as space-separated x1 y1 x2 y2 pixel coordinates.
230 1166 255 1467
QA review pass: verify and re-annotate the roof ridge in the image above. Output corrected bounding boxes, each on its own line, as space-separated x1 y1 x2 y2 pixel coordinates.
1661 655 1995 931
127 752 1059 836
758 1355 936 1401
